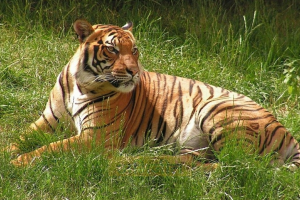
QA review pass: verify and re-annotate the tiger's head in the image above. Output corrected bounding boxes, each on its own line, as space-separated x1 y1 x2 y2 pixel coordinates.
72 20 143 93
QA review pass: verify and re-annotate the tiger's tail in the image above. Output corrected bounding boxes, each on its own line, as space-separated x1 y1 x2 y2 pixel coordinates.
288 138 300 171
260 121 300 171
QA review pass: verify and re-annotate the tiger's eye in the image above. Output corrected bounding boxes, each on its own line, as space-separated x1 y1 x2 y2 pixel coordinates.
107 46 115 53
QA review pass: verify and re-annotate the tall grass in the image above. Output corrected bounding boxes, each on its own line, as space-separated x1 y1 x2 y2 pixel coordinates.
1 0 300 199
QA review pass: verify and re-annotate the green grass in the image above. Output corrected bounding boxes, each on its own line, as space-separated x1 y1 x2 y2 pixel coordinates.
1 0 300 199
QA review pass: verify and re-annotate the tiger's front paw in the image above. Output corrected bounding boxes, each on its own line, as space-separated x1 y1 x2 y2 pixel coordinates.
10 157 26 167
10 154 38 167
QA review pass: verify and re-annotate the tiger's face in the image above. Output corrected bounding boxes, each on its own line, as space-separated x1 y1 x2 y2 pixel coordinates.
73 20 142 93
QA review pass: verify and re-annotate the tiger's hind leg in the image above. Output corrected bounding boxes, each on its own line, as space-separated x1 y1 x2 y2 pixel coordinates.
123 153 219 172
157 153 219 171
173 114 218 170
178 149 219 171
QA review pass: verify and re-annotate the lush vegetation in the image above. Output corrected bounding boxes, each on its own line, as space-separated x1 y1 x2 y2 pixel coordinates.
1 0 300 199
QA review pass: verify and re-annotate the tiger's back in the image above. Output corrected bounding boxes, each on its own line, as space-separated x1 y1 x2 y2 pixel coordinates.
10 20 300 170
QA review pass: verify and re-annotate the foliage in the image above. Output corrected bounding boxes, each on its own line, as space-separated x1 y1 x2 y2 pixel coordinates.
283 59 300 100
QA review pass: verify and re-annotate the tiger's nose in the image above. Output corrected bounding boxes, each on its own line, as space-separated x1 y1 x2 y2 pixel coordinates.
126 65 138 76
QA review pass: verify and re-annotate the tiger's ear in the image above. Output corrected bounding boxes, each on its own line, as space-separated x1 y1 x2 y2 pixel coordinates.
122 21 133 32
73 20 95 43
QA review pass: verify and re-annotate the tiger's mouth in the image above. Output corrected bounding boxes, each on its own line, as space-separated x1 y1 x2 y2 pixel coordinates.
110 79 135 88
106 72 140 92
109 79 136 93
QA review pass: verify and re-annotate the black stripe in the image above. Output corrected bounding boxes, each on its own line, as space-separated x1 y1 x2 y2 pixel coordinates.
193 86 203 107
72 93 116 117
82 123 112 132
274 132 291 152
82 101 130 129
257 134 261 151
204 100 240 142
75 92 116 104
235 94 246 100
208 114 274 134
293 162 300 167
108 32 116 37
58 72 65 100
220 88 228 95
169 76 177 100
156 122 167 144
153 83 168 139
49 96 59 121
155 115 165 140
83 42 90 66
84 64 99 76
174 83 183 133
292 152 300 159
259 125 284 154
210 133 223 145
264 120 277 129
82 43 99 75
211 126 240 144
103 50 109 58
200 100 229 133
178 81 183 98
204 83 214 100
76 83 82 94
82 110 125 132
154 100 168 143
134 108 154 145
126 88 146 139
212 104 263 117
133 73 156 144
189 80 195 96
211 126 257 145
92 45 100 66
58 71 72 117
102 61 115 70
266 125 284 146
41 113 55 132
65 63 71 103
80 108 110 124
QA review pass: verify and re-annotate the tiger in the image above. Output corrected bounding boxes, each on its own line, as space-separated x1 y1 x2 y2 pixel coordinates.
9 19 300 171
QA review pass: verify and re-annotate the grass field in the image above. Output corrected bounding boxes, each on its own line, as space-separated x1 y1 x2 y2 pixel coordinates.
1 0 300 199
